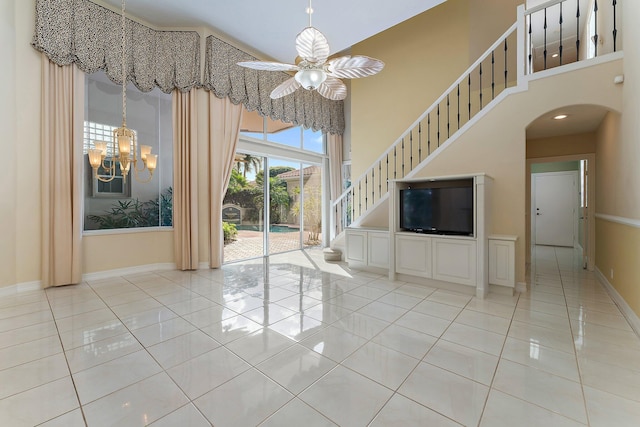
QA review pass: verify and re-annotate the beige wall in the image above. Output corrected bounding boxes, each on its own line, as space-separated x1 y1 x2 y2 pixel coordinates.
592 0 640 318
527 133 597 159
596 219 640 316
349 0 519 180
364 59 622 286
1 0 42 288
1 0 18 288
0 0 179 286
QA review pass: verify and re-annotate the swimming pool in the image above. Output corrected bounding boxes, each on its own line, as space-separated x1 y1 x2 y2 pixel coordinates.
235 224 299 233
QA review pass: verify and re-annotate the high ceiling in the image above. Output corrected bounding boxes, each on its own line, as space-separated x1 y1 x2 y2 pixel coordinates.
99 0 446 62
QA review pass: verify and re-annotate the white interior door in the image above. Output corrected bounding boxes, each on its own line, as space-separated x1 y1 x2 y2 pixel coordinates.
533 172 577 247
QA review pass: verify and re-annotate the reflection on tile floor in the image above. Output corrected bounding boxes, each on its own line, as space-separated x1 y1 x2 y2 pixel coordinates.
1 247 639 426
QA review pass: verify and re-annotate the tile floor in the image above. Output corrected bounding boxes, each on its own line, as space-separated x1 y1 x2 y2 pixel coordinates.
1 246 639 426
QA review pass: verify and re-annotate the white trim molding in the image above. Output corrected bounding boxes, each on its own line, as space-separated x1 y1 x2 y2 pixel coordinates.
82 263 177 282
595 267 640 338
595 213 640 229
0 281 43 298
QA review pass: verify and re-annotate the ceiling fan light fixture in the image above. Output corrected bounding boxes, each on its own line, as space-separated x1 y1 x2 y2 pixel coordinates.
237 0 383 100
295 68 327 90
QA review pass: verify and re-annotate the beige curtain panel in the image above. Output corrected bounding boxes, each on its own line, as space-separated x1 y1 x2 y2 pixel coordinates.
41 55 83 288
173 90 200 270
208 94 244 268
327 133 344 202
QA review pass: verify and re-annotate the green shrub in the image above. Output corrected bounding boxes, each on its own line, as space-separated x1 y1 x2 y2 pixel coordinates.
87 187 173 230
223 221 238 244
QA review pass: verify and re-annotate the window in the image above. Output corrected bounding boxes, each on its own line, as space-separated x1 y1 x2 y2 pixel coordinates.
240 108 325 154
83 71 173 231
84 121 131 198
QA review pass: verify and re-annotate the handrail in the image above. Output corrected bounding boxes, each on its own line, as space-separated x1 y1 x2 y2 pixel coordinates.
525 0 566 16
333 23 518 206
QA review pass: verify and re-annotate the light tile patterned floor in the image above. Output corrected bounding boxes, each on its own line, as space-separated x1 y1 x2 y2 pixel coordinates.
0 246 639 426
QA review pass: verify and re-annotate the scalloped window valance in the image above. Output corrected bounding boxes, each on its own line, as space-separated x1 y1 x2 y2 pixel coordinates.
203 36 345 135
32 0 200 94
31 0 345 135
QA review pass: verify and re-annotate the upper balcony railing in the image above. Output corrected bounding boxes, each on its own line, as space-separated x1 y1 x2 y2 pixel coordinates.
525 0 621 73
330 0 622 241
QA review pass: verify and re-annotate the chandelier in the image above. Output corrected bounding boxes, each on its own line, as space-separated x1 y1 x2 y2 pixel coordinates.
88 0 157 184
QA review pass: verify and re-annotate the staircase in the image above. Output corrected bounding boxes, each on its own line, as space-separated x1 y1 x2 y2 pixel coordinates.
329 0 622 248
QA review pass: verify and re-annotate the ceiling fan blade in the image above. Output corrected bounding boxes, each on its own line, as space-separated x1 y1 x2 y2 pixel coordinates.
270 77 302 99
237 61 299 72
327 55 385 79
296 27 330 64
316 76 347 101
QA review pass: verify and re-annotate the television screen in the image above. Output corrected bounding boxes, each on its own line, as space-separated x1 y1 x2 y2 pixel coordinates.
400 185 474 235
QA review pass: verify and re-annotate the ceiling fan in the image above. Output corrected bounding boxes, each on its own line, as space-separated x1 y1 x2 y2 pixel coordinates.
237 0 384 101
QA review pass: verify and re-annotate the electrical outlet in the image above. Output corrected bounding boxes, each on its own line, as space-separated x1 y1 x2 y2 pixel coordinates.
610 268 614 279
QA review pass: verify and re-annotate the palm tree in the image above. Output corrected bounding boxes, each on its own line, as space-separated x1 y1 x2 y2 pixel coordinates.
241 154 262 178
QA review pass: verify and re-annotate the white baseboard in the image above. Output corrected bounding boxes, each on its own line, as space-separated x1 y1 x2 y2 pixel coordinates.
82 263 177 282
595 267 640 338
0 280 43 297
515 282 527 293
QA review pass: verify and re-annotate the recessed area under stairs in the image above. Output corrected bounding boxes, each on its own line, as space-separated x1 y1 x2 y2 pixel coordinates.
0 248 638 426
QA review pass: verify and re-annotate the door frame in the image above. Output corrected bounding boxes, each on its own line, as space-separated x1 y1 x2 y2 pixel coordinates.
526 153 595 271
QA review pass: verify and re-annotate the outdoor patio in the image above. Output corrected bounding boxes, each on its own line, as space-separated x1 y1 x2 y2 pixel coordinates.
224 229 322 263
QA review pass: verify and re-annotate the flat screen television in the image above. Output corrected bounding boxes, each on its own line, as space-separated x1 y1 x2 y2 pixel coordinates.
399 181 474 236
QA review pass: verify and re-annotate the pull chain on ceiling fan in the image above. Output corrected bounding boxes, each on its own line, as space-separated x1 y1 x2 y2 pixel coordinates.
237 0 384 101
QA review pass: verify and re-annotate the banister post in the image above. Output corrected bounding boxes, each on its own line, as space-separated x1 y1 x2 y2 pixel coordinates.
517 4 526 83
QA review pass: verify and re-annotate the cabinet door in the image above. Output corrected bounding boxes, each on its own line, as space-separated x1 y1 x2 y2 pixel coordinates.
432 238 477 286
489 239 515 287
396 235 431 277
346 230 367 264
368 232 389 269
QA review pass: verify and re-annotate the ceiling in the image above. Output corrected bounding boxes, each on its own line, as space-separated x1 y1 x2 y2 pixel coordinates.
100 0 446 62
526 105 609 140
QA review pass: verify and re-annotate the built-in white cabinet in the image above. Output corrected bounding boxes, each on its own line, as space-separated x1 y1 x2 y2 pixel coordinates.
395 234 432 277
488 235 517 289
345 174 495 298
390 174 492 298
395 234 476 287
345 228 389 271
368 231 390 269
432 237 477 286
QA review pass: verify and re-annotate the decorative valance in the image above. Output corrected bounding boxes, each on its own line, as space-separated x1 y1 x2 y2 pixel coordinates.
31 0 345 134
203 36 345 135
32 0 200 93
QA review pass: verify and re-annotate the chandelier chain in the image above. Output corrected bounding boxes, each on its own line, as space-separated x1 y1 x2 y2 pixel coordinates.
121 0 127 126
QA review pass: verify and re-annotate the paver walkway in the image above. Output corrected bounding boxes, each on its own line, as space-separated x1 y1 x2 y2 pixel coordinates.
224 230 321 263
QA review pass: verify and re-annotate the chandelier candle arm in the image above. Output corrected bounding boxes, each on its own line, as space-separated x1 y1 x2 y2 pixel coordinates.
90 0 158 185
